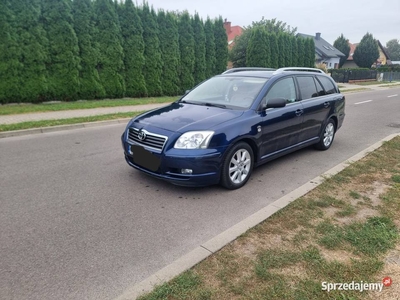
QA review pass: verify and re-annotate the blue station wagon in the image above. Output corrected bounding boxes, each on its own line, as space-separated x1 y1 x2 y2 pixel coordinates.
121 67 345 189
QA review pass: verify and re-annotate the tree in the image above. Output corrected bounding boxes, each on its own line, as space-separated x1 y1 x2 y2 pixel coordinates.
41 0 80 101
157 10 180 95
178 11 195 92
246 27 269 67
297 37 305 66
72 0 105 99
118 0 147 97
306 38 315 67
140 3 163 96
269 33 279 68
386 39 400 61
214 16 228 73
277 33 286 67
229 30 251 68
248 17 297 35
204 17 216 78
192 13 206 85
12 0 48 102
0 0 21 103
333 34 350 68
94 0 125 98
353 33 379 68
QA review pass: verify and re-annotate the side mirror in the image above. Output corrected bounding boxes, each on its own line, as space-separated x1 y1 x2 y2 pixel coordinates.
266 98 287 109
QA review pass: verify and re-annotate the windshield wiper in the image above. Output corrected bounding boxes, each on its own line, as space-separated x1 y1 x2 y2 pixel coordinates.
204 102 227 108
180 100 202 105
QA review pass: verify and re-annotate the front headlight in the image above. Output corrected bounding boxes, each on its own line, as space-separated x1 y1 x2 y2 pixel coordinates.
174 131 214 149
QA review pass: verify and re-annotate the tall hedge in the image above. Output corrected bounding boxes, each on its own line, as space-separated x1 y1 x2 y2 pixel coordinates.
214 16 228 73
0 0 21 104
204 17 216 78
118 0 147 97
297 37 305 66
178 11 195 92
72 0 105 99
94 0 125 98
157 10 180 95
139 3 162 96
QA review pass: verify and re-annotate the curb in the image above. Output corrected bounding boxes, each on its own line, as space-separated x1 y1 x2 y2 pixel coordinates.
114 132 400 300
0 118 132 139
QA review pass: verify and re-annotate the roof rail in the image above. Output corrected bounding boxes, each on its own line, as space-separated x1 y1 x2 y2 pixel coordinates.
222 67 276 74
273 67 325 74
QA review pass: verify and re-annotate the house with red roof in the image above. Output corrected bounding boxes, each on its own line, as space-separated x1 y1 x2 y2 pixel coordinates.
223 19 243 49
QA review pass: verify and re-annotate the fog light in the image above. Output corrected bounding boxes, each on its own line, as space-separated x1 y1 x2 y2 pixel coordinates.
181 169 193 174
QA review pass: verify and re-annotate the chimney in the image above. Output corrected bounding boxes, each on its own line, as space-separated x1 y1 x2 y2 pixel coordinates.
316 32 321 40
223 19 232 35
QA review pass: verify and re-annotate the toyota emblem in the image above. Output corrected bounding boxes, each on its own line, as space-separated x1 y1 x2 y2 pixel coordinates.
137 130 146 141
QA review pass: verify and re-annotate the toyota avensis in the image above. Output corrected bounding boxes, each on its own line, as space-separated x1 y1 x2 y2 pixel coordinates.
121 67 345 189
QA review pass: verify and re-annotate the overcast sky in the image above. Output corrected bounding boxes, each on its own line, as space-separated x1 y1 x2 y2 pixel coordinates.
143 0 399 45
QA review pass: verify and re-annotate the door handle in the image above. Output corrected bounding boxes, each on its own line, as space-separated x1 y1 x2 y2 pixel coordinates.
295 109 303 117
323 102 330 108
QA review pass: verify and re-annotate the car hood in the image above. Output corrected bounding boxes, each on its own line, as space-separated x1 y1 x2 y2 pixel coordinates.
133 102 244 132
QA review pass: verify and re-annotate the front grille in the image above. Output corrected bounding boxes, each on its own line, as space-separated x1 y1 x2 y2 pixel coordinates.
128 128 167 152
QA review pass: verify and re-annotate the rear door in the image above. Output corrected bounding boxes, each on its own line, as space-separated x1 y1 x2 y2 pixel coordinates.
296 75 332 142
258 76 304 159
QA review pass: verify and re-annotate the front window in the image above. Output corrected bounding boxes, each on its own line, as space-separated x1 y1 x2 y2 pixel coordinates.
182 76 268 109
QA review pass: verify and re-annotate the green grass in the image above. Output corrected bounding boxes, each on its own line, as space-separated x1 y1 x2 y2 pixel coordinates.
341 88 370 93
0 112 144 132
0 96 176 115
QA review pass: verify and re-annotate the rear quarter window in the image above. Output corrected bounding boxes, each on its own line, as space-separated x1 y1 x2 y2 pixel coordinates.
317 76 337 94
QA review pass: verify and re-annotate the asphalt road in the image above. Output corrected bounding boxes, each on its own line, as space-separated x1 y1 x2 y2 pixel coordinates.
1 88 399 300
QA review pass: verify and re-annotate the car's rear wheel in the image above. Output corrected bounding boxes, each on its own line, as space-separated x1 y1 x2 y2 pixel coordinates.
220 142 254 189
315 118 336 150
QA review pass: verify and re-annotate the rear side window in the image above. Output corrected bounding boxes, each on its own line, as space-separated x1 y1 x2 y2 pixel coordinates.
317 76 337 94
297 76 318 100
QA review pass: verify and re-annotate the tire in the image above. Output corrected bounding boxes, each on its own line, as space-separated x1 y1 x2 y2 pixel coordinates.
315 118 336 150
220 142 254 189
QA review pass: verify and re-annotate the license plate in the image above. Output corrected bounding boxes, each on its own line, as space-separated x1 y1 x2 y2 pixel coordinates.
130 145 161 172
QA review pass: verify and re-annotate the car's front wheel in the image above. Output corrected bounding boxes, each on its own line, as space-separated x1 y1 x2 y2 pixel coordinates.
220 142 254 189
315 118 336 150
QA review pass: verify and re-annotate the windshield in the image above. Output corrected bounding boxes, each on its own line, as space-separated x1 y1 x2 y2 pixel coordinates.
182 76 268 109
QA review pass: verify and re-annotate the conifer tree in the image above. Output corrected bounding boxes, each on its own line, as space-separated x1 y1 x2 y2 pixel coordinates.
307 38 316 67
269 33 279 68
192 13 206 85
72 0 105 99
157 10 180 95
204 17 216 78
139 3 163 96
333 34 350 68
118 0 147 97
178 11 195 92
247 27 269 67
285 35 293 67
94 0 125 98
12 0 48 102
41 0 80 101
0 0 21 103
297 37 305 66
291 35 298 66
353 33 379 68
277 33 286 68
214 16 228 73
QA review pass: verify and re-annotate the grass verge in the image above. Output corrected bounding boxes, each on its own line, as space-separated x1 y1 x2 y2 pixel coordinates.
341 88 370 93
0 97 176 115
0 112 143 132
138 136 400 300
353 81 399 86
